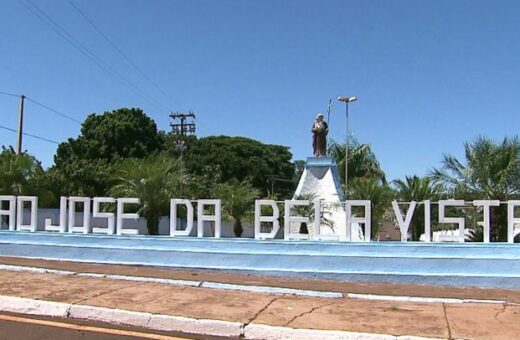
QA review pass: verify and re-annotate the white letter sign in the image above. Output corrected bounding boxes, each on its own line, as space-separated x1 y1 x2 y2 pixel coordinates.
117 198 140 235
92 197 116 235
507 201 520 243
424 200 431 242
346 200 371 242
473 200 500 243
16 196 38 232
391 200 416 242
0 196 16 231
45 196 67 232
254 200 280 239
439 200 465 243
284 200 310 240
68 197 91 234
170 199 194 237
197 199 221 238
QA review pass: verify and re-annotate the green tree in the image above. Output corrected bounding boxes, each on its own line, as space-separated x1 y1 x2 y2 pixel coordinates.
429 136 520 241
292 160 306 186
188 165 223 199
393 176 443 241
348 178 394 240
216 179 260 237
183 136 295 198
0 147 56 207
110 154 185 235
0 147 42 195
54 108 163 196
328 139 386 185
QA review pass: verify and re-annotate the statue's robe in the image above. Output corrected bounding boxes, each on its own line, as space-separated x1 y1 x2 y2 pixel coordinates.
312 121 328 157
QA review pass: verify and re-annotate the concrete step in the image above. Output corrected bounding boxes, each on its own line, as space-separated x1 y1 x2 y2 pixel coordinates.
1 231 520 257
1 231 519 289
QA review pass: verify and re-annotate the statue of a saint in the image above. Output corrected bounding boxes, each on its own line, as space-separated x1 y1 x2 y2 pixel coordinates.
312 113 328 157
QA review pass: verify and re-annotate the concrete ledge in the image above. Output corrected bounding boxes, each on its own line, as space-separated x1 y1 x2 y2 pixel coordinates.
0 295 69 318
148 314 242 337
0 294 441 339
243 324 440 340
201 281 343 298
0 263 344 298
68 305 152 328
347 293 505 304
104 274 201 287
69 304 243 337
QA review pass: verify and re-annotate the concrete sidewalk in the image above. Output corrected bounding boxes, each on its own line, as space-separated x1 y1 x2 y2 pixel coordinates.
0 259 519 339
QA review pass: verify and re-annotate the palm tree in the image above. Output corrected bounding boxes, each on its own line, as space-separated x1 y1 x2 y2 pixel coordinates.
429 136 520 241
328 139 386 185
292 193 335 234
216 179 260 237
393 176 443 241
348 178 395 240
110 154 186 235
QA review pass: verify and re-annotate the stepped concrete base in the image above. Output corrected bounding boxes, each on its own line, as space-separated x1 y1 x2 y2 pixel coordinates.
293 157 363 241
1 231 520 289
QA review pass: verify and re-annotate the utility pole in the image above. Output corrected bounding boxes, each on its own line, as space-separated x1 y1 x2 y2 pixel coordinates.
169 111 196 196
337 96 358 190
169 111 196 151
16 95 25 154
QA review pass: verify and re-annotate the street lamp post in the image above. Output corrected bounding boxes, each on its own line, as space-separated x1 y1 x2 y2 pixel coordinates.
337 96 357 192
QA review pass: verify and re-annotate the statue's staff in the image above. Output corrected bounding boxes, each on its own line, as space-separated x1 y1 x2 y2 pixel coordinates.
327 98 332 130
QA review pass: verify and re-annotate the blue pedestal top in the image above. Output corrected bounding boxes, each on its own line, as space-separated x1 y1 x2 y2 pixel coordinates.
306 156 336 168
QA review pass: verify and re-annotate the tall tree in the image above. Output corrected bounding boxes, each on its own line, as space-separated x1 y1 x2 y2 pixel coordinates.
429 136 520 241
183 136 295 198
54 108 163 196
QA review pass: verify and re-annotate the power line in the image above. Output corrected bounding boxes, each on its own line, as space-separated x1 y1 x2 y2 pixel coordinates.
0 124 59 145
19 0 169 113
0 90 19 98
0 89 83 125
67 0 176 110
25 96 82 125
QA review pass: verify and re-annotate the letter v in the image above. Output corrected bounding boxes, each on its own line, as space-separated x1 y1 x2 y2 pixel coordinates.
391 200 417 242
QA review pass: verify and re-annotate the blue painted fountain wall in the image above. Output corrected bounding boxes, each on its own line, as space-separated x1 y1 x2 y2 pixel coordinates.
0 231 519 289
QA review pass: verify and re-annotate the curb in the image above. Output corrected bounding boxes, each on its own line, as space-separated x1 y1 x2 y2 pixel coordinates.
0 295 69 318
243 324 439 339
0 295 442 339
1 263 507 304
0 263 342 299
347 293 505 305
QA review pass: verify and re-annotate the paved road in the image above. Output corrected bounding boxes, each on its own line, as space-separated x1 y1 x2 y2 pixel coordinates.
0 314 199 340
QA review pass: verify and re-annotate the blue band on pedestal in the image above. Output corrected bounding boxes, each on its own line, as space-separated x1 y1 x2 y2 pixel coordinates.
305 157 336 168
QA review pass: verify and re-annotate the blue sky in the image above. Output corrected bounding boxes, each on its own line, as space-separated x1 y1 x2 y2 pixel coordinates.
1 0 519 181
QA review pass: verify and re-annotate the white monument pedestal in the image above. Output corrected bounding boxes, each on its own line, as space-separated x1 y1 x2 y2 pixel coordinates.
292 157 364 241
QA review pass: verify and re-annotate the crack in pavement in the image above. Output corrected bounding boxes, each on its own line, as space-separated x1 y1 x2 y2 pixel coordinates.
284 300 341 327
494 304 507 324
72 282 145 305
244 295 286 327
442 303 452 340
